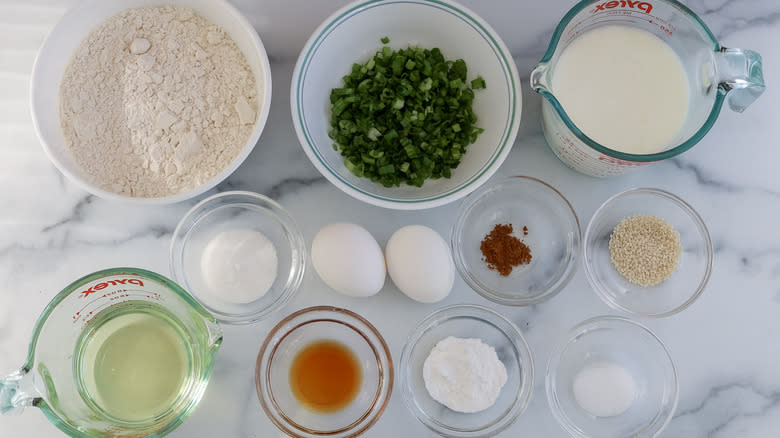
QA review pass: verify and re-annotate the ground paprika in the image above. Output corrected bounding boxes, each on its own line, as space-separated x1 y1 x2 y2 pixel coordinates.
479 224 532 276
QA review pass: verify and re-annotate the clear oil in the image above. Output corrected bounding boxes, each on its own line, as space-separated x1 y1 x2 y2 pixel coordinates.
74 302 194 423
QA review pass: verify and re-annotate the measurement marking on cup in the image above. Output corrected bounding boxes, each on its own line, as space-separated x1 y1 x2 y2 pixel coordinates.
72 289 163 324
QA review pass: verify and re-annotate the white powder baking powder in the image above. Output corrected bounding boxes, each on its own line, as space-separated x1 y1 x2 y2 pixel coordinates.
422 336 508 413
572 362 636 417
200 229 278 304
59 7 260 198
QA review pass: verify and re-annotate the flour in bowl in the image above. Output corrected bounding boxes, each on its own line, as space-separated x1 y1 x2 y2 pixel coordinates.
423 336 507 413
59 7 260 198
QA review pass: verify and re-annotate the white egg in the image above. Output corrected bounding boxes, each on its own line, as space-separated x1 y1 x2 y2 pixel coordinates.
311 223 386 297
385 225 454 303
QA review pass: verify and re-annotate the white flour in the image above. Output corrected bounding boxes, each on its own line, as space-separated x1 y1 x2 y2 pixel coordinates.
59 7 259 198
422 336 508 413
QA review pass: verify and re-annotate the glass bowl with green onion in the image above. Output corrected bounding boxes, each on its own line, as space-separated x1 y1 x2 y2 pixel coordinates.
291 0 521 210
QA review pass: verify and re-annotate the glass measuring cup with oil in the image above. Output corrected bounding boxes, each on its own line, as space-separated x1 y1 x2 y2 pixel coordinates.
0 268 222 437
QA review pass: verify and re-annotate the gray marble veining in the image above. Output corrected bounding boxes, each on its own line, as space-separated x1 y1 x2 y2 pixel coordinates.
1 0 779 437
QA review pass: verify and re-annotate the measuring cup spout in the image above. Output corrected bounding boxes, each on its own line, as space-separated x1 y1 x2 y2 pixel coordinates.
530 62 551 93
1 367 41 415
205 319 224 350
715 48 765 113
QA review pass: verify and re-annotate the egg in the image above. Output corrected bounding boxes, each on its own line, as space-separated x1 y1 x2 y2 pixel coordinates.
311 223 386 297
385 225 454 303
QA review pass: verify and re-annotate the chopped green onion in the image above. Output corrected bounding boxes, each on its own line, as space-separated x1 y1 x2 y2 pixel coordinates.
367 127 382 141
328 42 486 187
332 95 359 116
345 159 363 177
378 164 395 175
404 144 420 158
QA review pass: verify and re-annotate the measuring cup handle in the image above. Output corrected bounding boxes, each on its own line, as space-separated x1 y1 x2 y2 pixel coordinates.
1 368 40 415
716 48 766 113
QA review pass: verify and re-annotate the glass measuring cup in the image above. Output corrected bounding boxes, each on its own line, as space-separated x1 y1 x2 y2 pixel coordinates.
0 268 222 437
530 0 765 177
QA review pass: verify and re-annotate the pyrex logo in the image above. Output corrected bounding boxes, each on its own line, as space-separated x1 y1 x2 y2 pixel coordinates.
592 1 653 14
80 278 144 298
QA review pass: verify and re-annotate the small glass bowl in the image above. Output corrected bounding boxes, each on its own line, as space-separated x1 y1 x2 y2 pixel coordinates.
546 316 678 438
255 306 393 438
170 191 306 324
583 188 713 318
399 304 534 437
451 176 581 306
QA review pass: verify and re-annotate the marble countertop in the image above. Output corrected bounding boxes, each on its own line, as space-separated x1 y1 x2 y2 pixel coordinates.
1 0 779 436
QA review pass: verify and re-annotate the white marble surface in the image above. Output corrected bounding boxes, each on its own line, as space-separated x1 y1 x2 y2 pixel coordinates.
1 0 779 436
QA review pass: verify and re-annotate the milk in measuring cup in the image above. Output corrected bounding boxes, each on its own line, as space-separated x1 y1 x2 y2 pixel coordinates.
551 25 690 155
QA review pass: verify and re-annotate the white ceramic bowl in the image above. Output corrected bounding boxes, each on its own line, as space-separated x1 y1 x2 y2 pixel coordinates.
292 0 522 210
30 0 272 204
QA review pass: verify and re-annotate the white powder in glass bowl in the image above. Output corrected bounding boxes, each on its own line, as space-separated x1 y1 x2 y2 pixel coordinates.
59 6 260 198
422 336 508 413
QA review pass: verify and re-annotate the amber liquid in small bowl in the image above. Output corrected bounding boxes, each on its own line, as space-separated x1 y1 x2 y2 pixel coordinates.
289 340 362 413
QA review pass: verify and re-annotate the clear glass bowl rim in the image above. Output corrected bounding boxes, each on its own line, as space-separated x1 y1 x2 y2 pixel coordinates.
169 190 307 324
450 175 582 306
399 303 535 438
582 187 713 318
545 315 679 438
254 306 394 438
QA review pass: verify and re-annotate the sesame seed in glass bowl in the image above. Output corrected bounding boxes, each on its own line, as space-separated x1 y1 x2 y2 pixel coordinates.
583 188 713 318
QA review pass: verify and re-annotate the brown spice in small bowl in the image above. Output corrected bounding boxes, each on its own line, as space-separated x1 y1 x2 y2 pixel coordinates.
480 224 532 276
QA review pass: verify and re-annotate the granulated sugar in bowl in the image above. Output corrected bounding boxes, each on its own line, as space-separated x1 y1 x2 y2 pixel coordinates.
31 0 272 204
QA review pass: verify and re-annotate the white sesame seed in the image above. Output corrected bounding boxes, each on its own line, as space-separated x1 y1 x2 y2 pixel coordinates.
608 215 682 287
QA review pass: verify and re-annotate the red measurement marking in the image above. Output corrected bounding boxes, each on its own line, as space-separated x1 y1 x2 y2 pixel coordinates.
591 1 653 14
78 278 144 298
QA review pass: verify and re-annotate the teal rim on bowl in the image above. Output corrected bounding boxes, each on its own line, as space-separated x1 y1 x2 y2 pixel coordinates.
291 0 522 209
530 0 765 163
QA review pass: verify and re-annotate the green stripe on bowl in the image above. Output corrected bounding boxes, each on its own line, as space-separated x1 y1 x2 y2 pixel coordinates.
295 0 517 203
